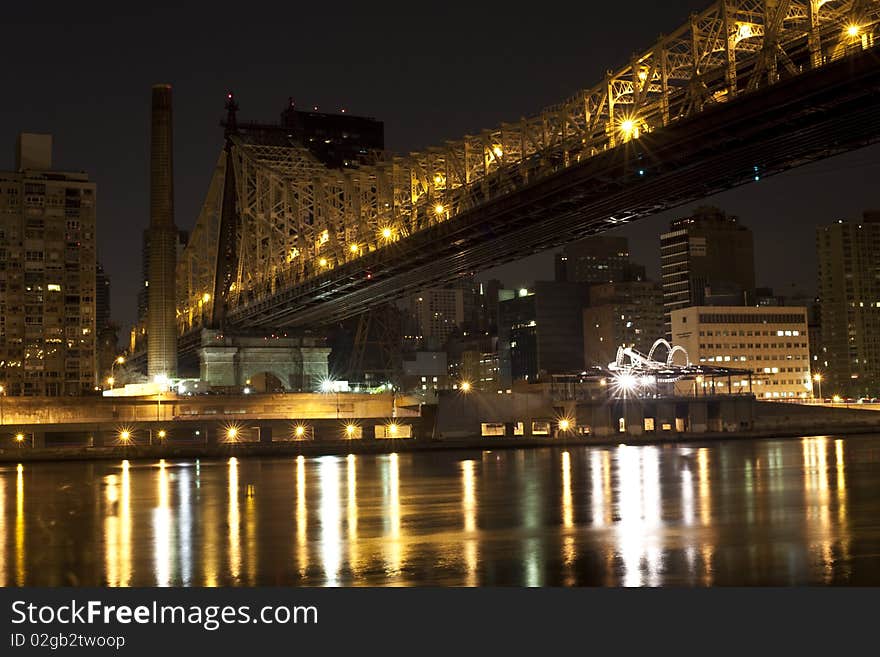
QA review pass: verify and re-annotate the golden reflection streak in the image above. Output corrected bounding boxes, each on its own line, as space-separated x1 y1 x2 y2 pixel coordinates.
154 460 172 587
383 453 402 575
319 457 342 586
700 544 714 586
177 468 192 586
561 451 576 584
0 472 5 586
603 451 612 525
296 456 308 577
834 439 851 574
201 461 218 586
697 448 711 527
16 464 24 586
681 466 694 526
246 479 256 586
461 460 478 586
120 461 131 586
104 474 119 586
696 449 713 585
590 450 605 527
835 440 847 523
228 457 241 582
615 446 661 586
346 454 359 576
561 452 573 529
802 438 834 581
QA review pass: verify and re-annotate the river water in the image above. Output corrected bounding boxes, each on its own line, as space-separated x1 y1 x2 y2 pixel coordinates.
1 435 878 586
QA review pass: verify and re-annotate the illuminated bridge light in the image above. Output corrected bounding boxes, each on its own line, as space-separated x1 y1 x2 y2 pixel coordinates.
381 227 393 240
434 203 445 215
319 258 328 267
349 243 359 253
847 24 860 38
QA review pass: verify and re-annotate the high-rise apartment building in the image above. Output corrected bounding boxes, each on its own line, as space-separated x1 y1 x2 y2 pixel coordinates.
816 213 880 397
661 206 755 337
408 287 466 349
96 263 111 332
0 134 96 396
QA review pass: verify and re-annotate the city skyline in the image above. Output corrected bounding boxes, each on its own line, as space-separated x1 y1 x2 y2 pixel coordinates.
1 1 878 329
3 0 880 603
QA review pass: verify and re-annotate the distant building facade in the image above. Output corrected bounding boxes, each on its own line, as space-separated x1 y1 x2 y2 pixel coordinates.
556 235 645 284
671 306 811 399
498 281 589 384
0 134 97 395
816 213 880 397
583 281 664 368
95 262 119 383
661 206 756 337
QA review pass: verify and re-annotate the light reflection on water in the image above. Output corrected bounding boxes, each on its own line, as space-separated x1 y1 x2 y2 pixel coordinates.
0 435 877 587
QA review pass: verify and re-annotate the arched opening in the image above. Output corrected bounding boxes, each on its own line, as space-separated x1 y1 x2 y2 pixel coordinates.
248 372 285 393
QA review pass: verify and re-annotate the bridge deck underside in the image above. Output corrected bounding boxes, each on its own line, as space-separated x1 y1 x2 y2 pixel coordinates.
218 49 880 332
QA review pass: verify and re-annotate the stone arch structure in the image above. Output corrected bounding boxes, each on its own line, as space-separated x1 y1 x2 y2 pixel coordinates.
245 371 286 393
198 329 329 391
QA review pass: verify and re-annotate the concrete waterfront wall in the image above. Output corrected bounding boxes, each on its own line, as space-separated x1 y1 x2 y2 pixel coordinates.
754 401 880 431
435 390 756 439
0 414 425 452
0 392 418 427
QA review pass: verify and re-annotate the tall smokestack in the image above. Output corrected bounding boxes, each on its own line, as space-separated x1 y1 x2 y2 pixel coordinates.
147 84 178 379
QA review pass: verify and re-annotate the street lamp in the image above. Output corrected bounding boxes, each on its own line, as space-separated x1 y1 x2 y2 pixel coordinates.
813 373 823 401
109 356 125 389
460 381 472 393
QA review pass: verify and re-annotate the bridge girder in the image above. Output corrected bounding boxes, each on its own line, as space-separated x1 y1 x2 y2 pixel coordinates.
176 0 880 337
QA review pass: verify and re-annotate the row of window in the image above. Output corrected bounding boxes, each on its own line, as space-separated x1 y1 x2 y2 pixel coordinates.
696 314 806 324
699 329 803 337
699 342 807 349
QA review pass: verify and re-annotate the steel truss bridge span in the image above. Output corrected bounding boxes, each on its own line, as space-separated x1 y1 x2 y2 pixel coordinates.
177 0 880 336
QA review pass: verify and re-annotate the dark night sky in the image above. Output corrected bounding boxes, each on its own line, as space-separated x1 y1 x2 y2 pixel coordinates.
2 1 877 329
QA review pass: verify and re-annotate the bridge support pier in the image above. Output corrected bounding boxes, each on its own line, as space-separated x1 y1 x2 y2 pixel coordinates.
198 329 330 392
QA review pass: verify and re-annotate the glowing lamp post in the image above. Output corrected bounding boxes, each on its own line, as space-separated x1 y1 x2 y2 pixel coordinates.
109 356 125 390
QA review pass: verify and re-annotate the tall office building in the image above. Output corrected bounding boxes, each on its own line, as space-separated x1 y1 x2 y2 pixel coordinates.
583 281 664 368
498 281 590 383
660 206 755 337
816 213 880 397
0 133 97 396
556 235 645 284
